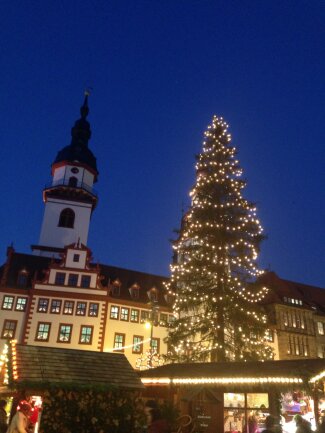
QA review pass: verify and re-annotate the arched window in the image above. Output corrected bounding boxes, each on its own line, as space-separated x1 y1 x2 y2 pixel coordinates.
58 208 75 228
68 176 78 187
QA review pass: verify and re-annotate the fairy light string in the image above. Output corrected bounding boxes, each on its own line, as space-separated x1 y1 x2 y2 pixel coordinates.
166 116 273 363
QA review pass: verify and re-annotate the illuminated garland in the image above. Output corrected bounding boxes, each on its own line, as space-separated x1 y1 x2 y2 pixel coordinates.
0 343 9 384
135 350 165 371
166 116 273 362
141 376 303 385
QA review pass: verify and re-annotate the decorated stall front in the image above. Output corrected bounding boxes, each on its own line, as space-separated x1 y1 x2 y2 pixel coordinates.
0 341 144 433
141 359 325 433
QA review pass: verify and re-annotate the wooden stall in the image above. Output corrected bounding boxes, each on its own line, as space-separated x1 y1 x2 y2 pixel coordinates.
141 359 325 433
0 341 144 433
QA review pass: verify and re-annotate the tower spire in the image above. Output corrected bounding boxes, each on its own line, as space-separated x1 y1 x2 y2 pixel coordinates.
71 90 92 148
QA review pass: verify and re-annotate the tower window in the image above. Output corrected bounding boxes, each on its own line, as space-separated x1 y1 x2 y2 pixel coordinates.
68 176 78 187
58 208 75 228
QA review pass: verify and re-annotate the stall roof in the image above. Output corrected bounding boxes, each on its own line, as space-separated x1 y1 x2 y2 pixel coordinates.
8 343 144 390
140 359 325 387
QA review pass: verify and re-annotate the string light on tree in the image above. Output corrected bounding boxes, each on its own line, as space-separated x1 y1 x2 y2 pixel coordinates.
166 116 273 363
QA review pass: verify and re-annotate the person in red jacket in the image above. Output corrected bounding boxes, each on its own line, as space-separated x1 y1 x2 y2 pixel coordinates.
145 400 169 433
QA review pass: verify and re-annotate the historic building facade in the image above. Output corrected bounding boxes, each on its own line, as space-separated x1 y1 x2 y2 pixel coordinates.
0 96 324 367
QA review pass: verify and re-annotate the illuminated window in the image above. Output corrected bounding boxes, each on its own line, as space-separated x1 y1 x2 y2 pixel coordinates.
1 320 17 339
160 313 168 326
132 335 143 353
2 296 14 310
76 302 86 316
265 330 274 342
79 326 93 344
50 299 62 314
81 275 91 288
37 298 49 313
35 322 51 341
121 308 129 321
317 322 324 335
110 306 119 319
141 310 150 323
58 324 72 343
15 297 27 311
130 309 139 323
55 272 66 285
68 274 78 287
114 333 125 351
151 338 160 354
89 303 99 317
58 208 75 228
63 301 74 315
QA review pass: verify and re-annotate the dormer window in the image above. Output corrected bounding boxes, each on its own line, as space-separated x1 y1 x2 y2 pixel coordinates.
165 293 175 305
17 270 28 287
112 280 121 296
58 208 75 228
130 284 140 299
148 288 158 302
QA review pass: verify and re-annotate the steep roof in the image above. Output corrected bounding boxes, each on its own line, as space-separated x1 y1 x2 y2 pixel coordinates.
0 250 169 307
8 344 143 390
259 272 325 314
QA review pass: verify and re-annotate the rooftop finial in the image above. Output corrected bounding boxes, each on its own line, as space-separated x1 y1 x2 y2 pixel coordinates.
80 88 91 119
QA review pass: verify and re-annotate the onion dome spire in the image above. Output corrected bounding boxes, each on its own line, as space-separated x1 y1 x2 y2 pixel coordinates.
71 89 92 148
53 90 98 177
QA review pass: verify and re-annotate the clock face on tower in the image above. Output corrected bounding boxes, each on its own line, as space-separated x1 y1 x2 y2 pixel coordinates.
71 167 79 174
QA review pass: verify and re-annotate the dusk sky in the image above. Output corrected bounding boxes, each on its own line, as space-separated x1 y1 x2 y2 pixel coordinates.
0 1 324 287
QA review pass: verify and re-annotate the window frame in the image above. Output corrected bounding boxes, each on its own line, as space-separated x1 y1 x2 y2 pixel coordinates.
35 322 51 342
110 305 119 320
79 325 94 345
130 309 139 323
113 333 125 352
76 302 87 316
15 297 28 312
120 307 130 321
37 298 49 313
81 275 91 288
132 335 143 354
50 299 62 314
63 300 74 315
55 272 66 285
58 208 75 228
57 323 73 343
1 319 18 339
2 296 14 310
68 273 79 287
151 337 160 354
88 302 99 317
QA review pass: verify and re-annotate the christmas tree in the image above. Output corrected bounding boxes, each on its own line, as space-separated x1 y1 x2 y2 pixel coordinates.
166 116 273 363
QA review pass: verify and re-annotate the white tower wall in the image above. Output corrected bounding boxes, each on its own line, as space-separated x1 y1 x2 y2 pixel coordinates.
38 198 92 251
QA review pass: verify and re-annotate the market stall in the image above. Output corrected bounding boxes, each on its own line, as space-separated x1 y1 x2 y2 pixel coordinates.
140 359 325 433
0 340 144 433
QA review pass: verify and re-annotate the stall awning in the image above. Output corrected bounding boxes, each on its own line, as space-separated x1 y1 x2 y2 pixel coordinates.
6 342 144 390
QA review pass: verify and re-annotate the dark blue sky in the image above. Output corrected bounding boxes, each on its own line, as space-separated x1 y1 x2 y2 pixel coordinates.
0 1 324 287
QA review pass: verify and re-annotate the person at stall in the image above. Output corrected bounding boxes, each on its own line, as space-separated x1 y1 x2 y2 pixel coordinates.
294 414 312 433
0 400 8 433
263 415 282 433
144 400 169 433
6 401 31 433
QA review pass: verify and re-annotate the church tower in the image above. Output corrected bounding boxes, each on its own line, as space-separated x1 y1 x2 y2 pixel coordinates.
32 92 99 257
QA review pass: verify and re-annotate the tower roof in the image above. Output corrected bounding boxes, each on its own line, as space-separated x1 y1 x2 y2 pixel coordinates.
53 92 98 177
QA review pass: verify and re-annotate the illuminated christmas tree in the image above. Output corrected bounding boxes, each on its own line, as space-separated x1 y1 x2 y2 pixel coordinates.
166 116 273 363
